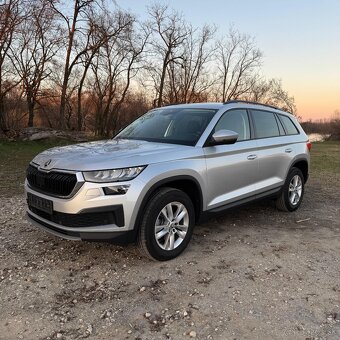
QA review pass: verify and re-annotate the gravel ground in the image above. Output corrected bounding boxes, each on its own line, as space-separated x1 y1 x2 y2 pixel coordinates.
0 175 339 340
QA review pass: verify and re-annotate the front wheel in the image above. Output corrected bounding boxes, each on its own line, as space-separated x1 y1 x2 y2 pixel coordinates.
138 187 195 261
276 167 305 212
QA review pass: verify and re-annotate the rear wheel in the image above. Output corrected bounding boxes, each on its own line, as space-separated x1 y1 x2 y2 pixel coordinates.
276 167 305 212
138 187 195 261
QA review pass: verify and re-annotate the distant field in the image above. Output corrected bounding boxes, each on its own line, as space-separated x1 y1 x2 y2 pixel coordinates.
310 141 340 174
0 140 339 197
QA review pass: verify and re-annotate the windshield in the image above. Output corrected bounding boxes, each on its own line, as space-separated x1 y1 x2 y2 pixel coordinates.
116 108 217 146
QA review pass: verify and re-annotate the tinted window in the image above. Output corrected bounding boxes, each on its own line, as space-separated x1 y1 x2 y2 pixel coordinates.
276 115 286 135
117 108 216 146
214 109 250 141
252 110 280 138
279 114 299 135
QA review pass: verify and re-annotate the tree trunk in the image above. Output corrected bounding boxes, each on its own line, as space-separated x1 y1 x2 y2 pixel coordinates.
59 79 68 129
59 1 79 130
157 49 171 107
0 64 7 132
0 96 7 132
27 90 35 127
27 106 34 127
76 77 84 131
76 61 92 131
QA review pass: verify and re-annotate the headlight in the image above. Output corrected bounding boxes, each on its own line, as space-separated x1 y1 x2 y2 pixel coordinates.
83 166 146 183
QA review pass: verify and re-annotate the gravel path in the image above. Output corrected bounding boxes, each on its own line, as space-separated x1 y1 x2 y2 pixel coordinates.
0 175 339 340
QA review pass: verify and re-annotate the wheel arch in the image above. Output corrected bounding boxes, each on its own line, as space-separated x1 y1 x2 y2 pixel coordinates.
291 158 309 183
133 175 203 236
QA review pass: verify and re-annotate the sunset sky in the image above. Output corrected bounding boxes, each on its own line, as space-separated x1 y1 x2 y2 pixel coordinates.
118 0 340 121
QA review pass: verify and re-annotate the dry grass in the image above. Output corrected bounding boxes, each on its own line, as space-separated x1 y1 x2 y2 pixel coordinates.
0 140 74 197
310 141 340 174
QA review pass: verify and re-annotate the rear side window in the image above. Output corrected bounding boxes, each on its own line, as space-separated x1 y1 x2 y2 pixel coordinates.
279 114 299 135
214 109 250 141
251 110 280 138
275 115 286 135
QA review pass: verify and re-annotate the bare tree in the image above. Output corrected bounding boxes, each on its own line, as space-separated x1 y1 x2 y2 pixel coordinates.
214 27 262 102
75 9 136 131
246 78 296 114
165 24 216 104
0 2 297 134
10 0 60 127
49 0 101 129
332 110 340 122
0 0 22 132
147 4 189 107
90 11 148 136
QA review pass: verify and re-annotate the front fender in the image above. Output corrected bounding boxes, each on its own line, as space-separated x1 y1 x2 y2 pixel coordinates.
129 159 207 232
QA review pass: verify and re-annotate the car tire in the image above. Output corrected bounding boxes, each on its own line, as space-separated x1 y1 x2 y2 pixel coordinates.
276 167 305 212
138 187 195 261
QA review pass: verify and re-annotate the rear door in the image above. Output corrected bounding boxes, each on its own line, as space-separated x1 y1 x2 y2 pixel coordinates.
204 109 259 210
250 109 295 194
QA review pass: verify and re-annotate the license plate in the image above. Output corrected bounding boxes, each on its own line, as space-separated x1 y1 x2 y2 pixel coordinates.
27 193 53 215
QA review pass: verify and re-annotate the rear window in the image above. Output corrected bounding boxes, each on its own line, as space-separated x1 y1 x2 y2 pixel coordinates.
251 110 280 138
279 114 299 135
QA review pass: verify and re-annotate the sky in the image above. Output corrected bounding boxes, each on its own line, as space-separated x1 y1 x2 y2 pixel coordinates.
117 0 340 121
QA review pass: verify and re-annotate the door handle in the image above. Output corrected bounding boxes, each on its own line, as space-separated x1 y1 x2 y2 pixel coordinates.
247 154 257 160
285 148 293 153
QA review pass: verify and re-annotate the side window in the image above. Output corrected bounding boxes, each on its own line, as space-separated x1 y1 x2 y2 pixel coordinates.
252 110 280 138
214 109 250 141
275 115 286 135
279 114 299 135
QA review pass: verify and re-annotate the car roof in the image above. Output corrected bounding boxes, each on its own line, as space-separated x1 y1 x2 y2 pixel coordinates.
163 102 225 110
162 101 292 116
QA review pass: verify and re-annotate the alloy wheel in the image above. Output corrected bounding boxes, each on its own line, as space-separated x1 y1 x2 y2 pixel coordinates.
288 175 303 205
154 201 189 251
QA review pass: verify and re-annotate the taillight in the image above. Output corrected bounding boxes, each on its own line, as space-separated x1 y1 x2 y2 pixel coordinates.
307 141 312 151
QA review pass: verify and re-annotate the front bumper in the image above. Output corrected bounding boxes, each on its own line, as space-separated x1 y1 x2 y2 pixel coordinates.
26 211 135 242
25 176 145 241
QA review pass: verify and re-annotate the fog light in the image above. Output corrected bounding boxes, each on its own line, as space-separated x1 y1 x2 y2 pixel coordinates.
103 185 130 195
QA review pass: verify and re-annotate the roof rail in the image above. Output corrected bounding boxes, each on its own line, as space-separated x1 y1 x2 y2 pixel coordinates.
223 100 281 111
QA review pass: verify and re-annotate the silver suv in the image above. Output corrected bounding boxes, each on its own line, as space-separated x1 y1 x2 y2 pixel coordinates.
25 101 311 260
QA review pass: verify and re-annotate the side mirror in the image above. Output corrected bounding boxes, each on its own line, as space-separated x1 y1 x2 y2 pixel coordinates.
210 129 239 146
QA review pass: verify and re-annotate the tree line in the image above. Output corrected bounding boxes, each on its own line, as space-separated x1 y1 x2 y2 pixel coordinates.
301 110 340 138
0 0 296 136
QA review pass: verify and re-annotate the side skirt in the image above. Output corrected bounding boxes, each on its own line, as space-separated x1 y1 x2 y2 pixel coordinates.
198 186 282 223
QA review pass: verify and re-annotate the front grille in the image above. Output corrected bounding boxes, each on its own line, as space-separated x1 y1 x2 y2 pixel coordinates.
26 165 77 196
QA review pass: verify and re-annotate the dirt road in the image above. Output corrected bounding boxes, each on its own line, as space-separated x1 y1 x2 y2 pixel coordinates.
1 175 339 339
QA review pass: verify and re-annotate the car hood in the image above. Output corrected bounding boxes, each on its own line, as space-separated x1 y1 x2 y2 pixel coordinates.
32 139 199 171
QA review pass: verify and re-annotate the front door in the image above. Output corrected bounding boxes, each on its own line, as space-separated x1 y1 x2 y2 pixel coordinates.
204 109 259 210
